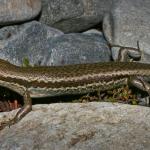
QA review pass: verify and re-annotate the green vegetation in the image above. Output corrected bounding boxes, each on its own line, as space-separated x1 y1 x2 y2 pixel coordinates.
73 85 139 105
22 57 31 67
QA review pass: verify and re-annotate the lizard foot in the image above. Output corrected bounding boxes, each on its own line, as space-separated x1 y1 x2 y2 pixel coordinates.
0 117 18 130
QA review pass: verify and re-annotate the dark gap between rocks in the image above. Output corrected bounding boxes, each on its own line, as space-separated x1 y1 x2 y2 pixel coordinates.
0 85 149 112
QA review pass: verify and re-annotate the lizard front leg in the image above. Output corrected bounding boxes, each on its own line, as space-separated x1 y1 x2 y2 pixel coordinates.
110 41 141 62
0 89 32 129
113 41 150 105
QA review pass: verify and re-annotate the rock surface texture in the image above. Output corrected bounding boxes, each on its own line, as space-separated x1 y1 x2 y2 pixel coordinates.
103 0 150 62
40 0 112 32
47 31 111 66
0 0 41 25
0 22 110 66
0 21 63 66
0 102 150 150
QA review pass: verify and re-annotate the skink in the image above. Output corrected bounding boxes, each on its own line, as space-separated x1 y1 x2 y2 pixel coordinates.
0 59 150 127
0 44 150 129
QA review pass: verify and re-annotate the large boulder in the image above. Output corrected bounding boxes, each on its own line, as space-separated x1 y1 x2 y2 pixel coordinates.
0 0 41 25
40 0 112 33
0 102 150 149
103 0 150 63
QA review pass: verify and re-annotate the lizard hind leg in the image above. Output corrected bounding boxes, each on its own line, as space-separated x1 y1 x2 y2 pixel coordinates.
0 89 32 129
130 76 150 105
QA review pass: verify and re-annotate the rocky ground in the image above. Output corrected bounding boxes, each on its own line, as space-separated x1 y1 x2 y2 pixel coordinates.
0 102 150 150
0 0 150 149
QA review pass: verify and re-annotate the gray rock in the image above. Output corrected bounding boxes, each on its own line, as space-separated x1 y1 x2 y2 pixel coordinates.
0 0 41 25
0 24 110 66
48 32 111 66
0 21 64 66
103 0 150 63
0 102 150 150
40 0 112 33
